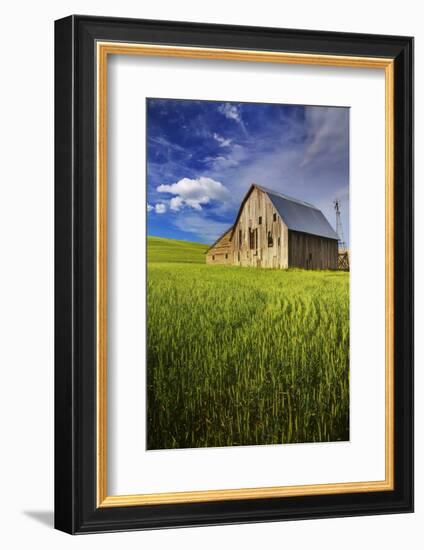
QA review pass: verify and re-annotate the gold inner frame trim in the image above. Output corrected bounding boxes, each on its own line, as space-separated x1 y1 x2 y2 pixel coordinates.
96 41 395 508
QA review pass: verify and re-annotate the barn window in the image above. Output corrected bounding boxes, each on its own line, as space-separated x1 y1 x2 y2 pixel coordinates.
278 237 281 246
249 228 258 250
212 255 215 260
268 232 273 247
258 216 262 225
225 253 228 259
239 229 242 249
238 252 240 261
273 212 277 222
249 228 254 250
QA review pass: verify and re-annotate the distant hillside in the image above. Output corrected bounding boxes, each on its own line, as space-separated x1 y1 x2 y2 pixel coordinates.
147 236 208 264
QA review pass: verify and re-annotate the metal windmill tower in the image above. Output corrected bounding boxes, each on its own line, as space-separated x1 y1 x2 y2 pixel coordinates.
333 199 349 270
333 199 346 250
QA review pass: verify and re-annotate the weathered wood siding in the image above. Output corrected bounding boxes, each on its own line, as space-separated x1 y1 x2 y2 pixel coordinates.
206 186 337 270
288 231 338 270
232 187 288 269
205 229 233 264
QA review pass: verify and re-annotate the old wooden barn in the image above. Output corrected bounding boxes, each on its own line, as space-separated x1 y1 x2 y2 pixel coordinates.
206 184 339 270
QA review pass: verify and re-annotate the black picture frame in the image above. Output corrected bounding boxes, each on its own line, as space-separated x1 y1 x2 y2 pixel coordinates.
55 15 414 534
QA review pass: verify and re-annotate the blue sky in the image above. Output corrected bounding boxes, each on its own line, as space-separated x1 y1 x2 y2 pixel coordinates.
147 98 349 245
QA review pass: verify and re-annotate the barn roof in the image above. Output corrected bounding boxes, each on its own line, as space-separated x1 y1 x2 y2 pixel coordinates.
257 185 339 240
205 226 233 252
229 184 338 241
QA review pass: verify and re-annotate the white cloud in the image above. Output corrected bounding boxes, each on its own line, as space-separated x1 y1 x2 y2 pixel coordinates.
149 135 186 153
202 155 239 170
169 196 184 211
213 133 232 147
202 143 246 171
147 203 154 212
218 103 242 123
157 177 230 211
154 203 167 214
301 107 349 167
217 103 248 135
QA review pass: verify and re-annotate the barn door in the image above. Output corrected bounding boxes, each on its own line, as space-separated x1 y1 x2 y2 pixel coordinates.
307 252 312 270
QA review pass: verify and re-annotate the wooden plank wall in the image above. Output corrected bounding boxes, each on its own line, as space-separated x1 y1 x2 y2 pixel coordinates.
205 229 233 264
288 231 338 270
232 187 289 269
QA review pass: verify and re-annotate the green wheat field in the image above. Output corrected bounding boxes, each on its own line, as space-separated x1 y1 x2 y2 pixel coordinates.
147 236 350 450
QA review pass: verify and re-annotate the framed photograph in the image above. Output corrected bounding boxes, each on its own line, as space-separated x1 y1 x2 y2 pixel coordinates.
54 15 413 534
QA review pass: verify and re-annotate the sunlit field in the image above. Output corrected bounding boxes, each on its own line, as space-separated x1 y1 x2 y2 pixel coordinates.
147 236 349 450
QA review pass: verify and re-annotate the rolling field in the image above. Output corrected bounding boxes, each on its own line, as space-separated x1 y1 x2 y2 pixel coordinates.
147 236 349 450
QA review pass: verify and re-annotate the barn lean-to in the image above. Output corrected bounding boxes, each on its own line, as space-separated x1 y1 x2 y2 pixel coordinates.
206 184 339 270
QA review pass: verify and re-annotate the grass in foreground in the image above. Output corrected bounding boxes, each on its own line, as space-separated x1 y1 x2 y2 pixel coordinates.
147 236 349 450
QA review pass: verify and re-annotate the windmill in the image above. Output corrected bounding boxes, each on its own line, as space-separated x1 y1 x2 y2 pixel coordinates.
333 199 349 271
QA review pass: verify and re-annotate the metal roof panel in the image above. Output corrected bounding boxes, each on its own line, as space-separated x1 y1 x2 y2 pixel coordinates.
259 186 339 240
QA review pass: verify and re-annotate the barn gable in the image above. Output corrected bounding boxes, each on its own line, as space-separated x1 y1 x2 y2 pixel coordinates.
227 185 289 268
205 227 233 264
228 184 338 243
257 185 339 241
